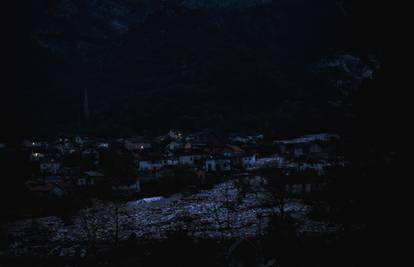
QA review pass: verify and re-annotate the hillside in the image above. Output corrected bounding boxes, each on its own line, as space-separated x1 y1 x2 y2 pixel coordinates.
12 0 385 138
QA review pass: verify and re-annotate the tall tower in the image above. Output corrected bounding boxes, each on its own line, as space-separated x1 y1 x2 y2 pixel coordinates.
83 88 90 121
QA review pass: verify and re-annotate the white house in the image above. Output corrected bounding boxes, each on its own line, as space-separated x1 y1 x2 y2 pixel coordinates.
178 154 204 166
40 160 61 175
241 154 257 170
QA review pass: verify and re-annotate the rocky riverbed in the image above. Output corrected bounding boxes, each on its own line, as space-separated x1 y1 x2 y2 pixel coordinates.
2 178 336 258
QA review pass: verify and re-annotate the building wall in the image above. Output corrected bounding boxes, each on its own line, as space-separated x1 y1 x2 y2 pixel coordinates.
241 155 256 170
205 159 231 172
138 159 179 171
40 163 61 174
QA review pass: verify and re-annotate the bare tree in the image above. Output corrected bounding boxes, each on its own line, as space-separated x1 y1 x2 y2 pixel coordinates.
77 200 133 254
203 181 239 242
257 167 289 217
78 203 103 255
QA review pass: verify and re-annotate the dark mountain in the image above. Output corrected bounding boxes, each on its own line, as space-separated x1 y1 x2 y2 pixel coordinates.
12 0 385 139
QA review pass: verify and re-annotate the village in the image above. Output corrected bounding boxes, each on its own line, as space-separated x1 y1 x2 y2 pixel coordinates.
1 129 363 262
17 130 343 201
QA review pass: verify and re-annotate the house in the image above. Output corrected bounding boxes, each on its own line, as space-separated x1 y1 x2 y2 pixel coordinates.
241 154 257 170
222 144 244 158
183 142 192 151
77 171 104 186
205 158 231 172
40 159 61 174
137 160 153 171
285 180 327 197
74 136 89 145
274 133 339 159
137 158 179 172
281 170 328 197
183 142 208 152
166 141 182 152
219 144 256 170
112 179 141 195
289 143 324 158
97 142 110 149
26 181 65 198
30 152 45 161
124 138 152 151
178 154 205 166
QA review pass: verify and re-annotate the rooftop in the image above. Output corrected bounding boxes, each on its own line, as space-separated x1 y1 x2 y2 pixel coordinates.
274 133 340 145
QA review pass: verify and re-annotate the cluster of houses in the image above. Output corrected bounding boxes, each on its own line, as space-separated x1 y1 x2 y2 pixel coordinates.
23 136 139 199
274 133 340 160
21 130 260 199
127 130 258 182
272 133 345 197
19 130 343 200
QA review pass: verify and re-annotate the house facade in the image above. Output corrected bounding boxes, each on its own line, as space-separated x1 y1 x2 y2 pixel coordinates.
274 133 339 159
77 171 104 186
137 158 179 172
112 179 141 195
178 154 204 166
205 158 231 172
124 138 152 151
40 160 61 175
241 154 257 170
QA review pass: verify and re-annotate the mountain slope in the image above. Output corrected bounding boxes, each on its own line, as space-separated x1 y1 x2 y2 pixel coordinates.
12 0 382 138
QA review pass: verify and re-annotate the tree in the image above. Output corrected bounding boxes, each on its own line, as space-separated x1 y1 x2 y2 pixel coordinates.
77 200 134 255
257 167 289 217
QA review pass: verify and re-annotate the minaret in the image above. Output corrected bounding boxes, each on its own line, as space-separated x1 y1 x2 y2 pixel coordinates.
83 88 90 120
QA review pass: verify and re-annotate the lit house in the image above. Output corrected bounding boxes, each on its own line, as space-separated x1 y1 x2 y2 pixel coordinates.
124 138 152 151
